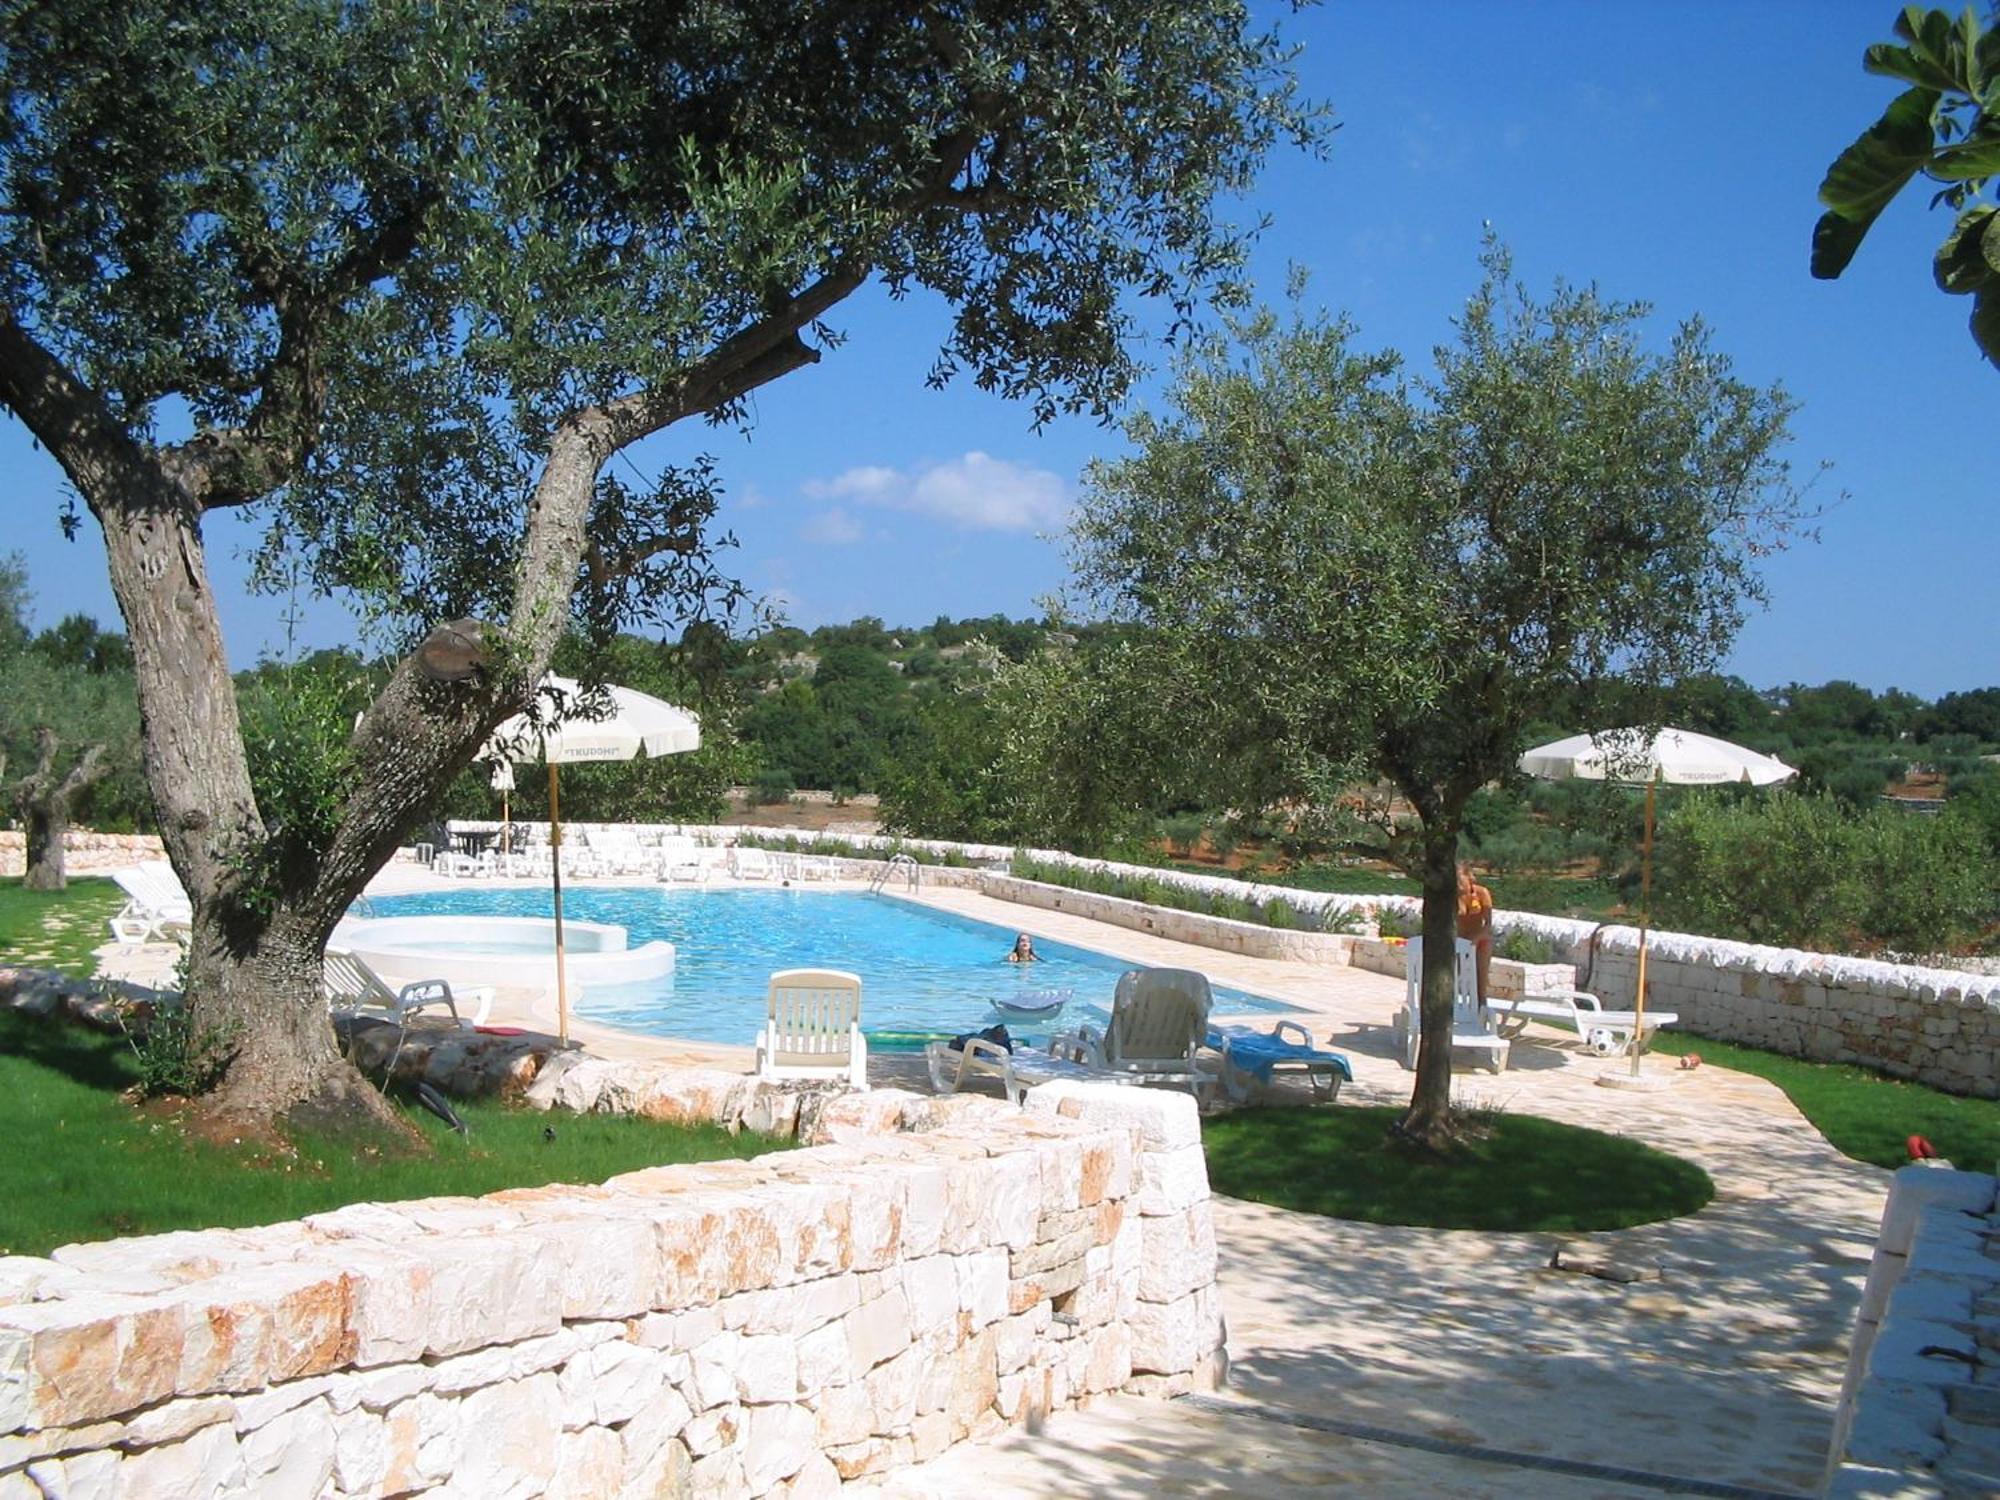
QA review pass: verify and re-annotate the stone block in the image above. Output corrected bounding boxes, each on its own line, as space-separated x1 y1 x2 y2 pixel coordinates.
233 1394 335 1497
733 1334 800 1405
1842 1378 1948 1469
901 1256 960 1339
687 1444 749 1497
863 1345 924 1434
559 1338 669 1427
900 1165 950 1260
1821 1462 1947 1498
1025 1082 1201 1153
681 1401 744 1458
417 1229 564 1358
1137 1202 1217 1304
620 1432 691 1500
451 1372 562 1497
330 1404 391 1495
795 1320 850 1398
1881 1170 1998 1257
813 1380 873 1448
1133 1144 1210 1217
946 1328 998 1437
910 1406 953 1462
2 1292 188 1430
844 1287 913 1373
1128 1286 1220 1376
547 1424 624 1500
113 1420 238 1500
742 1402 817 1493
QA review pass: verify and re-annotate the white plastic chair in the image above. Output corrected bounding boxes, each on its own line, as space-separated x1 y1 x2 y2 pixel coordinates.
755 968 867 1089
730 845 774 881
1398 937 1509 1073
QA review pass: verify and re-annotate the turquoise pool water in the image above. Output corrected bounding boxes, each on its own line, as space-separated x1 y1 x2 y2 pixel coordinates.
367 887 1293 1047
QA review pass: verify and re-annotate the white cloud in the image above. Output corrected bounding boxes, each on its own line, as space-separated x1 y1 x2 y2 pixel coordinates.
803 451 1070 534
800 507 864 545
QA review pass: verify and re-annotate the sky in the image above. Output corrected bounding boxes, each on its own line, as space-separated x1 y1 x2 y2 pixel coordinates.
1 1 1992 697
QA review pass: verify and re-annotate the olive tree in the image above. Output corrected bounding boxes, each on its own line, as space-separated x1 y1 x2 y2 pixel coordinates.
0 0 1315 1131
1071 247 1810 1148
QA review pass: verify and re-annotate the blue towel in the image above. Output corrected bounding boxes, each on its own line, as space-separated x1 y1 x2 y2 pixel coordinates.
1208 1026 1353 1084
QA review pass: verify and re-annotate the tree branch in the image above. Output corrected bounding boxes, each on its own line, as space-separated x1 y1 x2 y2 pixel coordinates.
0 310 159 506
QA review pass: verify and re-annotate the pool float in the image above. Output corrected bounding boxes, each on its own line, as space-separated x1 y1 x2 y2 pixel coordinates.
990 988 1072 1021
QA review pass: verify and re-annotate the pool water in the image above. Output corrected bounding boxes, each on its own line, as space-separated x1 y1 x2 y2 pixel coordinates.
366 887 1294 1047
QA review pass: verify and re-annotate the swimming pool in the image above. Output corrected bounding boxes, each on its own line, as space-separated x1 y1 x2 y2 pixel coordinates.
365 887 1295 1047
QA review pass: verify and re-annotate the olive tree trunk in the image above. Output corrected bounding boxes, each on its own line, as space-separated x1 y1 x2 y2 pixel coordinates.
1398 816 1465 1151
14 730 107 892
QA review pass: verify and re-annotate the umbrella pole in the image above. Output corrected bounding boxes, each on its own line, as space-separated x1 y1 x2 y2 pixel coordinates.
548 762 569 1048
501 790 510 860
1630 776 1655 1078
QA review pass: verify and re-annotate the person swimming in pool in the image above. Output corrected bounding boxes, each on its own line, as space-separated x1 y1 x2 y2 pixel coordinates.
1005 932 1040 963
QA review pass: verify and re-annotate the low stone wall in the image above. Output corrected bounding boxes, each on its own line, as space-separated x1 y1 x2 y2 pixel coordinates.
0 1071 1224 1498
1344 936 1576 1000
0 830 162 879
1823 1164 2000 1497
970 872 1354 965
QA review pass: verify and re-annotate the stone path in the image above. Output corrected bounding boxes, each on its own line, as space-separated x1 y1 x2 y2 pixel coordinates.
94 871 1892 1495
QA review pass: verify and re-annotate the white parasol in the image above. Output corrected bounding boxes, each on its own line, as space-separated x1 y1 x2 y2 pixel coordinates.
485 677 702 1044
1517 726 1796 1084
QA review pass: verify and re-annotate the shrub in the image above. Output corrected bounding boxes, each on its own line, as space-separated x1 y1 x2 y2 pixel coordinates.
119 1003 240 1098
1654 793 1992 956
1263 898 1296 930
1377 907 1417 939
1495 929 1554 965
751 771 796 806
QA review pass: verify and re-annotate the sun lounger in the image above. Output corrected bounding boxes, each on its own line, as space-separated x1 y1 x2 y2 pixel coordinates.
926 1034 1136 1105
107 861 193 944
1208 1021 1351 1103
1486 992 1679 1057
322 948 493 1029
755 968 867 1088
1397 937 1509 1073
730 846 775 881
1057 967 1221 1103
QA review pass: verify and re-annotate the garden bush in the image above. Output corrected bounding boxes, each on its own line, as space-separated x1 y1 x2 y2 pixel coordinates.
1654 792 1992 955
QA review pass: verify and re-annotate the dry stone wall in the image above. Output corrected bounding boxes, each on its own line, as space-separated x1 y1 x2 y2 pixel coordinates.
0 831 162 879
0 1076 1223 1499
1824 1165 2000 1497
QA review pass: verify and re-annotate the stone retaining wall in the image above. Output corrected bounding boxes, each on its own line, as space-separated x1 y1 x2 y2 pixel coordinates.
968 872 1355 965
1823 1164 2000 1497
0 1071 1224 1498
0 830 162 879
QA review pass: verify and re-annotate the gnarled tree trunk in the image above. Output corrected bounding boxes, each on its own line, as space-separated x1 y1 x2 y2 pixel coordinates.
14 728 107 891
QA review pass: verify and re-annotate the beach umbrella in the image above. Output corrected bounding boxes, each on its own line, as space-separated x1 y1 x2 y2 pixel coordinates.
486 677 702 1045
1516 727 1797 1084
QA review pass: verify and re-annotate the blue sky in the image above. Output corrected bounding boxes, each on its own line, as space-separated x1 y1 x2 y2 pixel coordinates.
2 2 1992 696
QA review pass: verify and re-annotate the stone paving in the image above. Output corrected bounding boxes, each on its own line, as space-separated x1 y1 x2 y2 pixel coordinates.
94 871 1894 1496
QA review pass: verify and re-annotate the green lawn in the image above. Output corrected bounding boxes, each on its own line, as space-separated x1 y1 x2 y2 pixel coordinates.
1203 1105 1713 1231
0 1008 791 1257
1652 1031 2000 1172
0 876 124 977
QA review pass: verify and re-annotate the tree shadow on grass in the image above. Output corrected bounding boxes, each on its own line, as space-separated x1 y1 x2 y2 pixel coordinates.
0 1008 137 1094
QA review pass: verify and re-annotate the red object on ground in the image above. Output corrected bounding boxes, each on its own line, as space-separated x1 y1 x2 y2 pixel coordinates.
475 1025 528 1037
1907 1134 1940 1160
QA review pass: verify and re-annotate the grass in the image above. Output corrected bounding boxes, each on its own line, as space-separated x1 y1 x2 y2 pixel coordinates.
1652 1030 2000 1172
1203 1105 1714 1232
0 1007 792 1257
0 876 124 977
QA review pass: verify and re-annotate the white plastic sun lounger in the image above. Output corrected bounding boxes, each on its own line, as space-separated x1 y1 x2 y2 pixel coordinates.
926 1034 1136 1105
1397 937 1509 1073
108 861 193 944
322 948 493 1029
755 968 867 1088
1486 992 1679 1057
1058 967 1220 1103
730 845 774 881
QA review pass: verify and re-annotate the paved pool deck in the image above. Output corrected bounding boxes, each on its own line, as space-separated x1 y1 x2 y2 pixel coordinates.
98 870 1890 1496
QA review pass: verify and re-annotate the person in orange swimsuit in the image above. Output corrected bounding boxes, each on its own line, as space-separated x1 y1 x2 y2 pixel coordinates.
1455 862 1494 1006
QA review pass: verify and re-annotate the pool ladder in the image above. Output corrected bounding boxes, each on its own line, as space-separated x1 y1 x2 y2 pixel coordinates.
869 853 920 895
